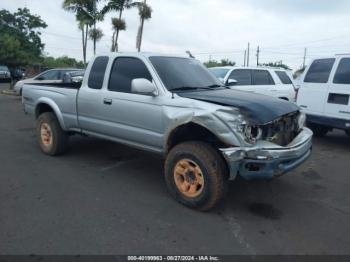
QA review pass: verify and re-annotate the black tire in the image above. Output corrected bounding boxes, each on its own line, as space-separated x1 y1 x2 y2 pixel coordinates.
165 141 228 211
345 130 350 136
37 112 68 156
309 124 329 137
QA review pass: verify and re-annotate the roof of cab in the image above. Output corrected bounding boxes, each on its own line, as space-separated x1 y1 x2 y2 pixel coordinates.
94 52 189 59
209 66 289 71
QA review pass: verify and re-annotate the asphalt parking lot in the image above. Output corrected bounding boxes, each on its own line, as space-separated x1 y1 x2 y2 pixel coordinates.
0 92 350 255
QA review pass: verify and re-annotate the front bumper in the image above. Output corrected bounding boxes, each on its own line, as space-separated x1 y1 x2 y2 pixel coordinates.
221 127 313 180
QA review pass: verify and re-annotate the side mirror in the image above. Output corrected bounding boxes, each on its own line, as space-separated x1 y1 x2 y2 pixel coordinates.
131 78 157 96
36 76 44 81
227 79 237 86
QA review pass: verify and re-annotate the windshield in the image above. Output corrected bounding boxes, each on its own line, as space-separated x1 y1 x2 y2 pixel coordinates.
0 66 9 71
149 56 222 91
209 68 230 79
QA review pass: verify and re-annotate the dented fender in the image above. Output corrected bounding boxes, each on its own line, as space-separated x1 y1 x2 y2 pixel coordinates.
162 98 246 151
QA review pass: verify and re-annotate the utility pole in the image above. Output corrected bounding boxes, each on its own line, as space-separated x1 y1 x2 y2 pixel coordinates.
244 50 247 67
303 48 307 68
247 42 250 67
256 46 260 66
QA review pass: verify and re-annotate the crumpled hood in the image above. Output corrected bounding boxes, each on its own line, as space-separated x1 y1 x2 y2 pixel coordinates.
178 88 299 125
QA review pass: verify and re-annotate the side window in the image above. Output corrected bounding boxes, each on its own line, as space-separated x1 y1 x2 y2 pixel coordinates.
229 69 252 85
304 58 335 83
88 56 109 89
36 70 60 80
275 71 293 84
252 70 275 85
108 57 152 93
333 58 350 84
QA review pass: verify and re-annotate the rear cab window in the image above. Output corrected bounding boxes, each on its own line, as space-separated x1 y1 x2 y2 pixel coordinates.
275 71 293 84
252 70 275 85
88 56 109 89
304 58 335 83
333 58 350 84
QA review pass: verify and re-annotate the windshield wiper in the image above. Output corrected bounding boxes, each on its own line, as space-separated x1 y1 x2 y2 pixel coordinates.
205 84 231 89
170 84 226 92
205 84 225 89
170 86 201 92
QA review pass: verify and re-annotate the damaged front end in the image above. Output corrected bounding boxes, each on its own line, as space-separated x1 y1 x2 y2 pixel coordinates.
242 111 306 146
218 111 312 181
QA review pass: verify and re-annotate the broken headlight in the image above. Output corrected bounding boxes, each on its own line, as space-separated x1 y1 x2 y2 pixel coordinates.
217 111 262 144
243 125 263 144
297 112 306 130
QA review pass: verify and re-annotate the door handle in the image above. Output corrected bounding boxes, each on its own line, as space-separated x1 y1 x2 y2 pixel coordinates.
103 98 112 105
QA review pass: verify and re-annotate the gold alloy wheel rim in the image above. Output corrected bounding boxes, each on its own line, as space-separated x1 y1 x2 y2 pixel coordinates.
173 159 204 198
40 123 53 147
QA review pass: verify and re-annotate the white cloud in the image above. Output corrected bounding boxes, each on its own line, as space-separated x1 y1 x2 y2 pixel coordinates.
2 0 350 69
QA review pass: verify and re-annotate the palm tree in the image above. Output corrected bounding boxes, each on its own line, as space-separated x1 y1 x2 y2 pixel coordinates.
136 0 152 52
102 0 137 52
63 0 104 58
111 17 126 52
63 0 93 65
89 28 104 54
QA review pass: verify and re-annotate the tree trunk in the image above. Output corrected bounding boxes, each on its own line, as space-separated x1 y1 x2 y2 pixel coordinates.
137 17 145 52
114 9 123 52
111 32 116 52
93 22 96 55
84 24 89 63
137 0 147 52
81 26 86 65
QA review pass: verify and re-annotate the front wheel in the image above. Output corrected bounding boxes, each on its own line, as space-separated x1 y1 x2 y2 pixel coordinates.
37 112 68 156
165 141 228 211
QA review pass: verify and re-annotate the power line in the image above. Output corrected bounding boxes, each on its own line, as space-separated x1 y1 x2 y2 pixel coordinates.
262 33 350 50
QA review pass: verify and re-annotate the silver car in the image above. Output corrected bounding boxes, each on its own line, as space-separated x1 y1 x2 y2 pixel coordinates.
14 68 84 95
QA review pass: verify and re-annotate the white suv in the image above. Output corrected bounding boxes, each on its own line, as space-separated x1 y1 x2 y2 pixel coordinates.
297 54 350 137
209 66 296 102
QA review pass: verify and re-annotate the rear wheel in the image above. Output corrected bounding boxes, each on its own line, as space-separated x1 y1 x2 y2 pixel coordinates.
37 112 68 156
165 141 228 211
309 124 329 137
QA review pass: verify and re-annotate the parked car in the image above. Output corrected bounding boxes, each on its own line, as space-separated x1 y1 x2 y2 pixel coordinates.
11 68 26 81
209 66 296 101
297 54 350 137
22 53 312 211
14 68 84 95
62 70 85 83
0 65 12 83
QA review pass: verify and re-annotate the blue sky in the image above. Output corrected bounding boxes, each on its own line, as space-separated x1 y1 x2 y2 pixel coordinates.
2 0 350 70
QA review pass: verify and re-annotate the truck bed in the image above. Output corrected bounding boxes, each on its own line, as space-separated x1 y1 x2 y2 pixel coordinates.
22 83 80 131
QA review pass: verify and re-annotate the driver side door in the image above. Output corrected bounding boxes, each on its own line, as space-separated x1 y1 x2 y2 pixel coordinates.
101 57 164 152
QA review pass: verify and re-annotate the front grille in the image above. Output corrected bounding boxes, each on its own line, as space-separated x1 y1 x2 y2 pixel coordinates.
261 112 300 146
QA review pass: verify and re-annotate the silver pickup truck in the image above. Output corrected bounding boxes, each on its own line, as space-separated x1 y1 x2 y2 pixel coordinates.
22 53 313 211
